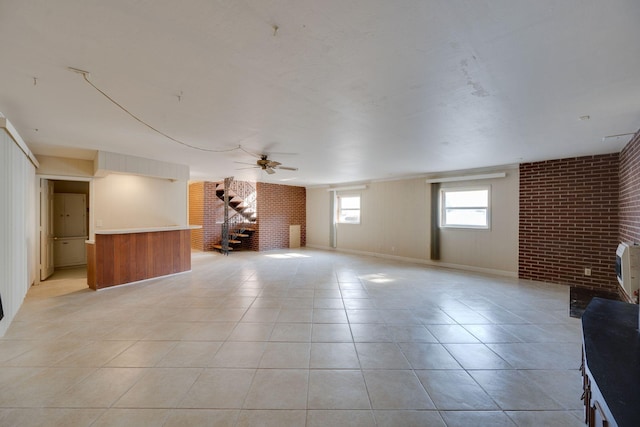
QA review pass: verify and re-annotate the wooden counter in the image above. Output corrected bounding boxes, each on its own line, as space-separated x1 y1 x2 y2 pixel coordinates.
86 226 198 290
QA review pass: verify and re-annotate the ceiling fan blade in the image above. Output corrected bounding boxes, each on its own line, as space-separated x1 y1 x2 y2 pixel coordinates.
234 161 257 166
265 168 276 175
266 160 281 167
264 151 298 156
236 166 259 170
277 166 298 171
239 146 264 158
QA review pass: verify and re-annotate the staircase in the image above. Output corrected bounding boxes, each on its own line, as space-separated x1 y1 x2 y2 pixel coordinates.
215 182 257 222
212 180 257 253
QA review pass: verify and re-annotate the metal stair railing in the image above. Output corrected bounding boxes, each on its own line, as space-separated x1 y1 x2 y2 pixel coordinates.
229 180 257 222
217 178 257 254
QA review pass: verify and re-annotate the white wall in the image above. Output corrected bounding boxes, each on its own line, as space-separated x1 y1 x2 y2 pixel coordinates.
93 174 187 230
438 169 519 274
336 178 430 259
0 125 37 337
306 187 331 247
306 168 519 276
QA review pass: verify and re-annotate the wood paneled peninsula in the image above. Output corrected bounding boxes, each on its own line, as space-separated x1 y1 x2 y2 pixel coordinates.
86 225 200 290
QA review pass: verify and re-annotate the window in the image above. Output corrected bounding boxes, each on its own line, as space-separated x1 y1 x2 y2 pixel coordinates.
337 194 361 224
440 187 489 229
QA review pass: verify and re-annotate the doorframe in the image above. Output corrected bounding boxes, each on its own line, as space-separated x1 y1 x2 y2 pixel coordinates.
35 174 94 285
40 179 55 281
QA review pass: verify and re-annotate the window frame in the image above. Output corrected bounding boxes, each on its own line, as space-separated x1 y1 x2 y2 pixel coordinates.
336 193 361 225
439 186 491 230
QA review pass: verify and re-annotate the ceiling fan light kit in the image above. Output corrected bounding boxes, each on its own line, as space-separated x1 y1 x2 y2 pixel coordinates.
236 153 298 175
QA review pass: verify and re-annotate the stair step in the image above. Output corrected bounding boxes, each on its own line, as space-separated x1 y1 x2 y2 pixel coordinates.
216 187 237 197
228 239 241 244
212 244 233 251
232 233 249 238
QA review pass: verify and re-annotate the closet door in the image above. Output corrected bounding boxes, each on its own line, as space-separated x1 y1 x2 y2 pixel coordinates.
53 193 65 237
54 193 87 237
64 194 86 237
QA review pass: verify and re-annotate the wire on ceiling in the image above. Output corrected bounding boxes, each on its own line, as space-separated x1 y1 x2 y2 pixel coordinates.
68 67 243 153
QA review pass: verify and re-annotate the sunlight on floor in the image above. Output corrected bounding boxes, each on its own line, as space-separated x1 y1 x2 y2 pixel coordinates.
360 273 395 283
264 252 311 259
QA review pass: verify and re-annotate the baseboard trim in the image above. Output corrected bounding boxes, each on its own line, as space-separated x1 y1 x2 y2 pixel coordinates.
305 244 517 278
95 269 192 291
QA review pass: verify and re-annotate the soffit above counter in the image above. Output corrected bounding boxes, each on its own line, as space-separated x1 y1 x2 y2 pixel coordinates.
94 150 189 181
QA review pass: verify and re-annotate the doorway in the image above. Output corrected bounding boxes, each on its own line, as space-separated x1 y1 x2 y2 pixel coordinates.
39 178 90 291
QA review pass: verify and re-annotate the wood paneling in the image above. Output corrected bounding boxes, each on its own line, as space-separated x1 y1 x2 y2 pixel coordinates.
134 234 148 282
90 229 191 290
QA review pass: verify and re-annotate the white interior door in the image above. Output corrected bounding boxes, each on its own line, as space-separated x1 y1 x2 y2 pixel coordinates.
40 179 55 280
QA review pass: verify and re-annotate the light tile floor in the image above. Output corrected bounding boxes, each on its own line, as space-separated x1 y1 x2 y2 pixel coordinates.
0 249 585 426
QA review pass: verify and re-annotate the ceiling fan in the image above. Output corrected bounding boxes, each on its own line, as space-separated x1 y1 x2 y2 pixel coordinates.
236 153 298 175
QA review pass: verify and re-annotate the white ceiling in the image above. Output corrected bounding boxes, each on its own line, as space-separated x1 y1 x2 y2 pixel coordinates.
1 0 639 186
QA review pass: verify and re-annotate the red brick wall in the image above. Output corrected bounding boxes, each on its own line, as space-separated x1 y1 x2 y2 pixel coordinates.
519 154 619 292
190 180 306 252
188 182 204 250
256 182 306 251
619 131 640 244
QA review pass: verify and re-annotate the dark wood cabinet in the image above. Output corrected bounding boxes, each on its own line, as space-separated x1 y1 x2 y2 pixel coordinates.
581 298 640 427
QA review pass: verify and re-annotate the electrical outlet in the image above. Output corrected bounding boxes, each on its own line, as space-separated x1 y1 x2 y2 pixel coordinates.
584 268 591 276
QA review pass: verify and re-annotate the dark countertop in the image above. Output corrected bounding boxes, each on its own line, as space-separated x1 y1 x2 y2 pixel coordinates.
582 297 640 426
